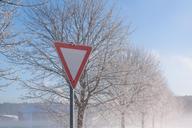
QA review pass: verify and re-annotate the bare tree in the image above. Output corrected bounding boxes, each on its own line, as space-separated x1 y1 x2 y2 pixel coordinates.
106 47 162 128
131 64 177 128
0 0 19 88
95 46 178 128
0 0 47 7
8 0 128 127
0 0 49 89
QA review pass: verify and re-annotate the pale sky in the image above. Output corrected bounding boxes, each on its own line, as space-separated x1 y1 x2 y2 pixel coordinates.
1 0 192 103
118 0 192 95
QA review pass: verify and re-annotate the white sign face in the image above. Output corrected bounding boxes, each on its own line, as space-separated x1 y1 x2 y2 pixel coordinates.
61 48 86 80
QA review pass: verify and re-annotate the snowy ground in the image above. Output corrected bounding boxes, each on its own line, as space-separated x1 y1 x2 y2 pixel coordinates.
165 114 192 128
0 121 58 128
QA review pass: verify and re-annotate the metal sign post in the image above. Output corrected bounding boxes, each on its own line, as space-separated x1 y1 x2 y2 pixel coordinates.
70 86 74 128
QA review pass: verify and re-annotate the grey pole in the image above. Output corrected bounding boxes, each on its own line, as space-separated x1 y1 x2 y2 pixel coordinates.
70 85 74 128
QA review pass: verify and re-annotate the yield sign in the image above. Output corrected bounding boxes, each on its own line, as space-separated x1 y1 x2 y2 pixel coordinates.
54 42 92 89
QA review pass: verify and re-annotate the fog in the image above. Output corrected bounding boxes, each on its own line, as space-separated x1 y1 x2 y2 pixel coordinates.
1 114 192 128
165 114 192 128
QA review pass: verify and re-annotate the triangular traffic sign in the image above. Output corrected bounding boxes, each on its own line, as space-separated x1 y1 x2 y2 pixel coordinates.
54 42 92 89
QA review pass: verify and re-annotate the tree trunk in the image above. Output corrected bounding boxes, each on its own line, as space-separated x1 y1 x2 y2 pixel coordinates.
77 105 86 128
121 112 125 128
141 112 145 128
152 115 155 128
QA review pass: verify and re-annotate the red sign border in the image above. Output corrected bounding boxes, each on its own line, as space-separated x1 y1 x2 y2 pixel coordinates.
54 42 92 89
